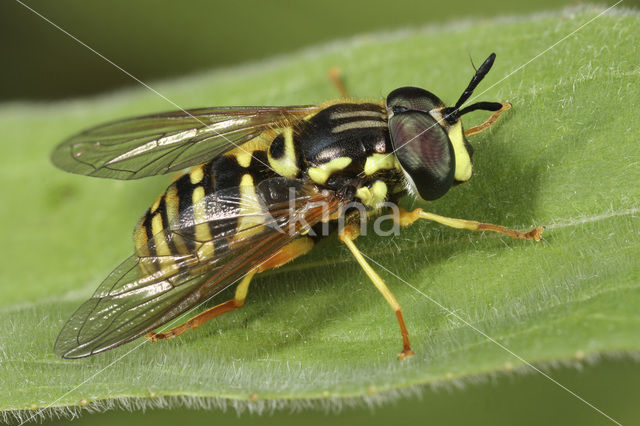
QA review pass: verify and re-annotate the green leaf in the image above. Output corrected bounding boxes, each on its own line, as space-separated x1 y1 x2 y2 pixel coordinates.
2 5 639 419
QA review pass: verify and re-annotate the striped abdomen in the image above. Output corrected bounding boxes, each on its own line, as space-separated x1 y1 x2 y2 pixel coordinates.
133 142 277 260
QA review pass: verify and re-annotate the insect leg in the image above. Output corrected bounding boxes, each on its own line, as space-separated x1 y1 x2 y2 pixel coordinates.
464 102 511 137
328 66 349 98
146 269 257 342
396 207 544 240
146 238 314 342
339 225 414 360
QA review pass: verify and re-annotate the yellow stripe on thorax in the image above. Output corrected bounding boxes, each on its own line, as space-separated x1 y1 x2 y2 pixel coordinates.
308 157 352 185
363 153 399 176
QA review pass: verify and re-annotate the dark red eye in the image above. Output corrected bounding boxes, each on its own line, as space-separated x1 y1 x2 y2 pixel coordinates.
388 111 454 201
386 87 444 112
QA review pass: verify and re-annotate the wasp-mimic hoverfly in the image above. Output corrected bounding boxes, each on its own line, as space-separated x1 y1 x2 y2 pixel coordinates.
52 53 543 360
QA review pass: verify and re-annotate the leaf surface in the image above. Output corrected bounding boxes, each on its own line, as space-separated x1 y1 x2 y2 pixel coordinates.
1 6 639 416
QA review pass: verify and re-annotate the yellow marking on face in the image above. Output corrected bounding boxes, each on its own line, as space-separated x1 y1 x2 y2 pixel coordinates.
234 174 266 242
192 185 215 260
308 157 352 185
448 121 472 182
429 108 473 182
189 166 204 185
364 153 398 176
267 127 299 178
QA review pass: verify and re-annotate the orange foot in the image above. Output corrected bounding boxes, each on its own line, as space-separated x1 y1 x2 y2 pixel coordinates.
398 349 415 361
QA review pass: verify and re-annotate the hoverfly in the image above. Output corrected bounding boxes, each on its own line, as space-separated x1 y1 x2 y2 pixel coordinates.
52 53 542 360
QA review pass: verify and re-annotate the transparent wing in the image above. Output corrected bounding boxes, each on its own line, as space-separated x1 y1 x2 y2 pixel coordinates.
51 105 321 180
54 178 342 358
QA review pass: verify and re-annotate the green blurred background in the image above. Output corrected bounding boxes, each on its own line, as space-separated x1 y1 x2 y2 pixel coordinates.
0 0 597 101
2 0 639 425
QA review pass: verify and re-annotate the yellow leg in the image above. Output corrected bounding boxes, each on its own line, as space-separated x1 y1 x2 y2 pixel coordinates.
146 269 256 342
146 238 314 342
328 66 349 98
339 225 414 360
465 102 511 137
396 207 543 241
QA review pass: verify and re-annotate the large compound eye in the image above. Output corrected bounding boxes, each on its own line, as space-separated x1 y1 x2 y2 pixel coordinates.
386 87 444 113
389 111 455 201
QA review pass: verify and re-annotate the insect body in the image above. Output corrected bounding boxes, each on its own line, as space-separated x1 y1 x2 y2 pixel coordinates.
52 53 543 359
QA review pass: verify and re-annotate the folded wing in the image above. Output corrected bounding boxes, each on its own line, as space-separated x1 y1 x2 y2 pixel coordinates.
55 178 342 358
51 106 321 180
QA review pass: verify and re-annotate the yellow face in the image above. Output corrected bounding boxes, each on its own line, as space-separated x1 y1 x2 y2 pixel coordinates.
447 121 473 182
429 108 473 183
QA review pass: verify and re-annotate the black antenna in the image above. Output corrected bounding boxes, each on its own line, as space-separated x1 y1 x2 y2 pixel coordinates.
458 101 502 115
454 52 496 111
